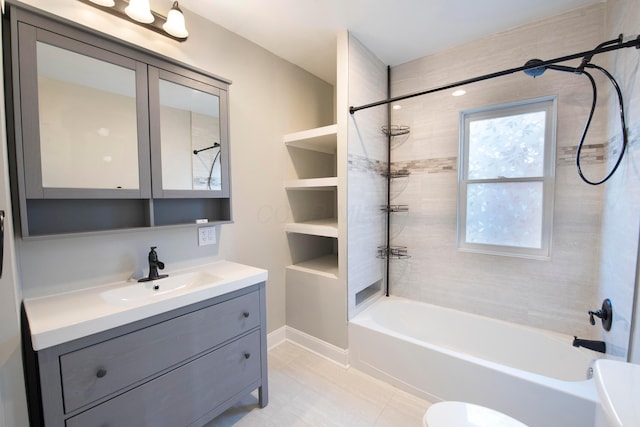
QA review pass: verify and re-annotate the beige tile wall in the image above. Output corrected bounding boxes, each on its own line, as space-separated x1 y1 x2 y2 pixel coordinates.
384 4 611 337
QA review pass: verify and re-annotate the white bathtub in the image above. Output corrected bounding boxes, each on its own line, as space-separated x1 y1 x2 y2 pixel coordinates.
349 296 601 427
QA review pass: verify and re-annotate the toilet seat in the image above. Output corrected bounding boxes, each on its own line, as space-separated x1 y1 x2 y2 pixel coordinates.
423 401 528 427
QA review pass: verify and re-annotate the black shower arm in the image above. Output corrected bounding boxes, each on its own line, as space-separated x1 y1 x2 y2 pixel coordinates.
193 142 220 155
577 34 624 71
349 35 640 114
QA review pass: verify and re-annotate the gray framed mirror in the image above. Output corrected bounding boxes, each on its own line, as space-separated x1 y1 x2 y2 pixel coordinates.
18 25 151 199
149 66 229 198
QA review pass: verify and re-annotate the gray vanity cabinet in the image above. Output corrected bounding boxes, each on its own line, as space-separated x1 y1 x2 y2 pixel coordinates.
23 284 268 427
4 5 232 236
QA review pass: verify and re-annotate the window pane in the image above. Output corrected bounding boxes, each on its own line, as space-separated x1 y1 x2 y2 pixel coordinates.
468 111 545 179
466 182 543 248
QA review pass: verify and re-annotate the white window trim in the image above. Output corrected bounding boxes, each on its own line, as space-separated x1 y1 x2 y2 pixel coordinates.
457 96 557 260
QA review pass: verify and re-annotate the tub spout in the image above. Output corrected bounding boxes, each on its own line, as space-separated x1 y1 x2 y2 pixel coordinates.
573 336 606 353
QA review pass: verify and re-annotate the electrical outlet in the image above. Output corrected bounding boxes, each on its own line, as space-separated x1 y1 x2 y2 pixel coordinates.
198 226 216 246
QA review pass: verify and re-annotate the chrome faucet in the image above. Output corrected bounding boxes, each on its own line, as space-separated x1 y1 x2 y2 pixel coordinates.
138 246 168 282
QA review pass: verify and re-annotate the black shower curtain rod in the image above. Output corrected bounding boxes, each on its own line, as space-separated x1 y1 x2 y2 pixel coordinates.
349 35 640 114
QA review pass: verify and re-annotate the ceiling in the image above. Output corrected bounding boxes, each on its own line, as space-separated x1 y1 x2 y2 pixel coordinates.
177 0 603 85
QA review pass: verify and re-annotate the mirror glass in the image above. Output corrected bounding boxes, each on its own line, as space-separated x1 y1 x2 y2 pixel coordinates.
36 42 140 189
158 78 221 191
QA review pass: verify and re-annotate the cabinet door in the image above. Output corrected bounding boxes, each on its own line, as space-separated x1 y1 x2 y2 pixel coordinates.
65 330 262 427
148 66 230 198
59 291 260 413
15 24 151 199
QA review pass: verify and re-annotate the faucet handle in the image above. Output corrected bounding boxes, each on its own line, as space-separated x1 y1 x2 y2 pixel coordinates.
588 299 613 331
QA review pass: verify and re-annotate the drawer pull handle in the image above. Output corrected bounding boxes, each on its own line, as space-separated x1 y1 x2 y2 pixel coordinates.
244 353 251 359
96 369 107 378
243 312 250 318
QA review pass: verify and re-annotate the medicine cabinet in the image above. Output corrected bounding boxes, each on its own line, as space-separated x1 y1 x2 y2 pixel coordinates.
4 6 232 237
149 67 229 198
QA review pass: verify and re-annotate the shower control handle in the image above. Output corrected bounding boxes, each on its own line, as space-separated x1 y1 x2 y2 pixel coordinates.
588 298 612 331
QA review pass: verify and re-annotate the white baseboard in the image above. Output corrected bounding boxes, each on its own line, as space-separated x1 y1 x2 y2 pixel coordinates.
284 326 350 367
266 325 349 367
267 326 287 350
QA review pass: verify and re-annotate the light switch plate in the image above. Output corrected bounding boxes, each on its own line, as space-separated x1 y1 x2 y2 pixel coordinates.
198 226 216 246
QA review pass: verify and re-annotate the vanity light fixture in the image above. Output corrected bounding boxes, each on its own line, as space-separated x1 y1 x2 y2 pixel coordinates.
79 0 189 42
163 2 189 39
125 0 154 23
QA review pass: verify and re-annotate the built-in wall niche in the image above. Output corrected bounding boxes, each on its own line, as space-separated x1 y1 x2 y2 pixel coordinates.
287 236 337 282
355 280 382 306
282 117 345 349
284 125 337 180
286 146 336 180
5 6 232 237
287 233 336 262
285 190 336 224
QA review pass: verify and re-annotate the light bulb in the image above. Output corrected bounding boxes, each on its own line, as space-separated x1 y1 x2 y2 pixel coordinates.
88 0 115 6
125 0 154 24
163 1 189 39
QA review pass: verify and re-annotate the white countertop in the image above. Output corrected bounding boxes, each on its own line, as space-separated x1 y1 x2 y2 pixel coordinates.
23 260 268 351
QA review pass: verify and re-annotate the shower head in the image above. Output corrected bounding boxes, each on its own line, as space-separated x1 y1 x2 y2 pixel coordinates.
523 59 578 77
523 59 546 77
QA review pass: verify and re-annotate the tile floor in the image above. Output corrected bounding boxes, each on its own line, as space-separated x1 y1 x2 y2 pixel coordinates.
207 341 431 426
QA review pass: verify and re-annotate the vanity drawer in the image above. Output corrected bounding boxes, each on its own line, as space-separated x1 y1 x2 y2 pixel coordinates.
66 330 262 427
60 290 260 413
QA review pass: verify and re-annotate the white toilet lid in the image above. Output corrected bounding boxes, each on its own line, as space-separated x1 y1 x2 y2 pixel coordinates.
424 402 528 427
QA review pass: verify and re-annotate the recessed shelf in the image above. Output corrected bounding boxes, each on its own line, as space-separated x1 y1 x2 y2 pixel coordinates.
285 218 338 238
284 124 337 154
286 254 338 279
285 177 338 190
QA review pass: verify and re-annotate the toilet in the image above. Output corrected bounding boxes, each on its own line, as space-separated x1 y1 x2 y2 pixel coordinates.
423 401 528 427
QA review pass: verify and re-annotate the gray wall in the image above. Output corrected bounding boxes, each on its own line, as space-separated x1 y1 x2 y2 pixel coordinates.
387 4 610 338
346 34 388 317
11 0 334 339
603 0 640 361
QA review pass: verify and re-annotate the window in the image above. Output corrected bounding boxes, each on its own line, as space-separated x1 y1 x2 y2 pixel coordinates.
458 97 556 259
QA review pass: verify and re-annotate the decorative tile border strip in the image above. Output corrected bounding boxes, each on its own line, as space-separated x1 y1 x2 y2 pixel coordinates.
557 143 606 166
348 122 639 176
391 157 458 174
348 154 388 176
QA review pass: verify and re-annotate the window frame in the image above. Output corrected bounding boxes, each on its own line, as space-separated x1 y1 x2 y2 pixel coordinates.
457 96 557 259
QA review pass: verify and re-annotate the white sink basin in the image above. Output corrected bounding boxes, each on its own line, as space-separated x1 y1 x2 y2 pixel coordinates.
100 271 223 305
23 260 268 351
593 359 640 427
